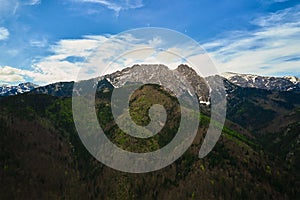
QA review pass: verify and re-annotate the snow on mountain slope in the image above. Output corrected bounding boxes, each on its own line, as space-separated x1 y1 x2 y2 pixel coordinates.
221 72 300 91
0 82 38 97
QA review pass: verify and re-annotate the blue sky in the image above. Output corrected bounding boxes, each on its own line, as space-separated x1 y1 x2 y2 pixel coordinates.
0 0 300 85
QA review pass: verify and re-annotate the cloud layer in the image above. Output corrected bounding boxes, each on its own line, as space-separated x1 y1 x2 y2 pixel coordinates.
203 5 300 76
1 4 300 85
0 29 215 85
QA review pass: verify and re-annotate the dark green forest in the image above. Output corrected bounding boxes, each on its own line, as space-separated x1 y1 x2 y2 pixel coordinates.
0 84 299 199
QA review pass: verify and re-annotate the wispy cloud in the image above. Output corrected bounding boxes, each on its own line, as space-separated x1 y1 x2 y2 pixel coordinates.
0 0 19 18
258 0 291 5
0 0 41 19
76 0 143 15
203 5 300 76
24 0 41 5
0 27 9 41
29 38 48 47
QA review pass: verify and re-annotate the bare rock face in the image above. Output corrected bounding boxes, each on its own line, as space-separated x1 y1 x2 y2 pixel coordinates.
175 64 210 103
106 64 211 105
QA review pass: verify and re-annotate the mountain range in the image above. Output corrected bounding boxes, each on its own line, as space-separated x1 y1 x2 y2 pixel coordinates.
0 64 299 199
222 72 300 92
1 67 299 98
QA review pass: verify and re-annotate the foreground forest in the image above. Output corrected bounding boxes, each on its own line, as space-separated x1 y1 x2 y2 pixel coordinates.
0 81 299 199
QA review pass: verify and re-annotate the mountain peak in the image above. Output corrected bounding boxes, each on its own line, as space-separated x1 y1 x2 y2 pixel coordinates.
105 64 210 103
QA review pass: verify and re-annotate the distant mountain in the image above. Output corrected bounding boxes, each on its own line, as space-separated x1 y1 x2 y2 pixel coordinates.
0 82 38 97
221 72 300 91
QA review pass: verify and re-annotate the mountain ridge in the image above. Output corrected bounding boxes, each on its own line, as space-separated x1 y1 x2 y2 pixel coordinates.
221 72 300 91
1 66 299 98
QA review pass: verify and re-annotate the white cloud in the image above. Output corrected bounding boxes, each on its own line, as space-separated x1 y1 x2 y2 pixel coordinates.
147 37 163 47
0 27 9 41
252 5 300 27
77 0 143 15
0 35 106 85
202 5 300 76
28 36 108 83
0 66 36 84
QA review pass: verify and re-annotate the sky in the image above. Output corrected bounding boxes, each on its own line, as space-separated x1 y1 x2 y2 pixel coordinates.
0 0 300 85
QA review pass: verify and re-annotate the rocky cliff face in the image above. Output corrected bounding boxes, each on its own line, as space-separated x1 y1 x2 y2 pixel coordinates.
175 64 210 104
105 64 210 104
